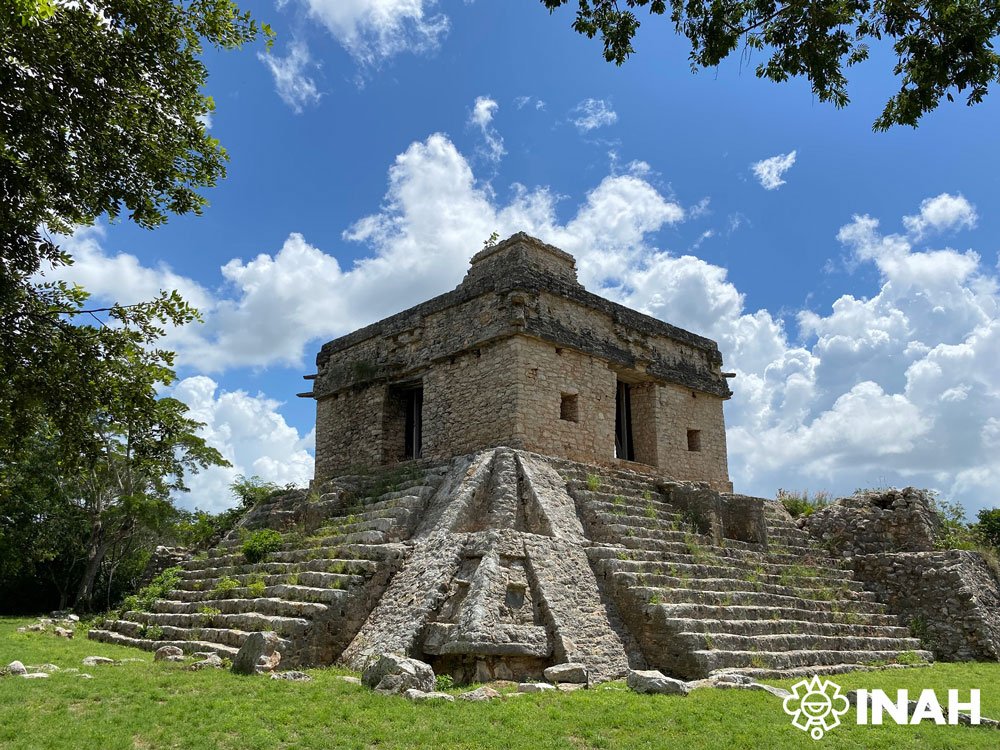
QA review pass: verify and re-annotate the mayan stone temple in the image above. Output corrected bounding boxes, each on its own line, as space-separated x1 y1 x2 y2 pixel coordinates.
91 233 1000 684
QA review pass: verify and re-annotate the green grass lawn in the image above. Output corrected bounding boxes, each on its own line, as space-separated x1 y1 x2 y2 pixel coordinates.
1 617 998 750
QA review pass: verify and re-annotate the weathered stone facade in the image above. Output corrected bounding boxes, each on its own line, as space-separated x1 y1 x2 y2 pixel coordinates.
799 487 940 557
304 233 733 491
797 488 1000 662
91 449 941 683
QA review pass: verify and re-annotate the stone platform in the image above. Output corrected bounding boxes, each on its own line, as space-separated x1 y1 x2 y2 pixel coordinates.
90 448 936 682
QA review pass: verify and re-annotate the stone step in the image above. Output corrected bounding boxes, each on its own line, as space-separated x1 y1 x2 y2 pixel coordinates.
564 474 664 495
591 538 851 568
649 602 901 627
150 594 330 618
677 631 925 653
182 542 405 572
694 647 933 673
609 570 870 598
576 491 679 515
302 528 392 549
586 506 687 530
95 618 294 652
710 661 933 681
179 559 375 584
631 585 888 613
591 552 855 581
123 609 310 638
337 486 437 514
665 616 914 639
88 628 240 658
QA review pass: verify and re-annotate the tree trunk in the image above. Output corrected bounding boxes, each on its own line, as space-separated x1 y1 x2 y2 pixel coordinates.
74 529 110 611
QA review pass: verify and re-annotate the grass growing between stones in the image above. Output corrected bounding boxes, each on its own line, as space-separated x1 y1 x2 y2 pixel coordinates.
2 617 999 749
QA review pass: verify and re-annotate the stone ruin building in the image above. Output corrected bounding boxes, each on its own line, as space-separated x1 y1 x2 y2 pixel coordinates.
91 233 1000 683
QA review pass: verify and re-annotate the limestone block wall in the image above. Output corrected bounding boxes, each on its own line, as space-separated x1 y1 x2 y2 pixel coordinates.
852 551 1000 661
315 386 384 479
653 382 731 491
800 487 940 556
422 339 520 459
509 336 617 464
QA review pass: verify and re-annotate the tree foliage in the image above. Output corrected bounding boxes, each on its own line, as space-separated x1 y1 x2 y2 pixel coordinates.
540 0 1000 130
1 0 271 453
976 508 1000 549
1 0 271 271
0 0 269 613
0 298 229 611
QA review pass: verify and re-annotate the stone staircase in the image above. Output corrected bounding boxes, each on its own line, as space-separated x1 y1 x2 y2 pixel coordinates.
89 461 451 666
90 449 934 682
557 462 932 679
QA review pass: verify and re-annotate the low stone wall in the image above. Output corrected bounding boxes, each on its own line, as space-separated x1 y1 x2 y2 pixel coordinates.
852 550 1000 661
799 487 940 557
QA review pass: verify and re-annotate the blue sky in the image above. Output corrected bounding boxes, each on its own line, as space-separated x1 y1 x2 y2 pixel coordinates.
59 0 1000 514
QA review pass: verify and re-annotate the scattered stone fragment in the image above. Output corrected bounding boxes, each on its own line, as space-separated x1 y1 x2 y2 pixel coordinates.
38 664 60 673
154 645 184 662
6 661 27 676
684 679 717 691
543 663 588 685
270 671 312 682
192 652 215 660
54 627 74 639
459 686 502 702
189 654 224 670
517 682 555 693
78 673 94 679
26 623 46 633
337 675 363 685
21 672 49 679
713 673 753 685
361 654 435 695
82 656 115 667
68 614 80 622
232 632 282 675
404 688 455 702
15 627 26 633
626 670 690 696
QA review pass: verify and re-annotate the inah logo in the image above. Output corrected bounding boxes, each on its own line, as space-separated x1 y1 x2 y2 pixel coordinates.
782 676 851 740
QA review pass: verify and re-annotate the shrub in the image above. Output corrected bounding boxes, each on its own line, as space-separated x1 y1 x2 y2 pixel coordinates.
435 674 455 691
144 624 164 640
211 576 240 598
231 475 283 508
242 529 283 563
120 567 183 613
246 573 267 598
931 497 978 550
976 508 1000 549
777 489 831 518
586 474 601 491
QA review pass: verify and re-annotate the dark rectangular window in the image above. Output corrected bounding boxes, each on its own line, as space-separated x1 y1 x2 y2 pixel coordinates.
615 381 634 461
560 393 579 422
687 429 701 452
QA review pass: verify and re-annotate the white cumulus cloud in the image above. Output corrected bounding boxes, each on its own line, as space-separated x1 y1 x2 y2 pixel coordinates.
902 192 978 238
301 0 448 66
469 95 505 163
258 40 322 114
170 376 314 512
751 150 797 190
572 98 618 132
